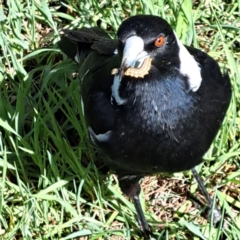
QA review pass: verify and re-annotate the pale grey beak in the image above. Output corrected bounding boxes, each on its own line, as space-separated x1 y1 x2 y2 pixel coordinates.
119 36 149 79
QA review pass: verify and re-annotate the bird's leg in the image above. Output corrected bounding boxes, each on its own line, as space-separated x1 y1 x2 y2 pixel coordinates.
133 195 151 235
119 176 152 239
191 168 221 225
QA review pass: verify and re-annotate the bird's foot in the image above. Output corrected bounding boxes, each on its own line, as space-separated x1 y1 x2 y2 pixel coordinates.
204 206 221 226
140 228 156 240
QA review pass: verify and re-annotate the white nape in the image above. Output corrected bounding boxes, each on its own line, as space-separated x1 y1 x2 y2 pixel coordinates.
88 127 112 143
174 32 202 92
111 74 127 105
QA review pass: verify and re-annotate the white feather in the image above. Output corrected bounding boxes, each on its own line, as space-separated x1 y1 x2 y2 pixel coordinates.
80 70 90 116
74 54 80 63
81 96 84 116
111 75 127 105
88 127 112 142
174 32 202 92
81 69 89 82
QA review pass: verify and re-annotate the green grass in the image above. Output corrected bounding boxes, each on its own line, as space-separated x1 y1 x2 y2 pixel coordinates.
0 0 239 239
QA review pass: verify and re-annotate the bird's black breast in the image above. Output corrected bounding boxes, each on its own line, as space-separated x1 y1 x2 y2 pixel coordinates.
59 24 231 178
97 68 200 174
85 50 231 176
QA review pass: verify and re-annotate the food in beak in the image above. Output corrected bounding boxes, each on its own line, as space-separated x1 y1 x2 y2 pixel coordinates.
111 57 152 79
124 57 152 78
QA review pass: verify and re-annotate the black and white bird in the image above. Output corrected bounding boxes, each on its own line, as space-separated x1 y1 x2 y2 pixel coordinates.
59 15 231 238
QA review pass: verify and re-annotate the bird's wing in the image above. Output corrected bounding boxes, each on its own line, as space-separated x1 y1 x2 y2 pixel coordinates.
58 27 121 138
58 27 118 62
80 52 121 136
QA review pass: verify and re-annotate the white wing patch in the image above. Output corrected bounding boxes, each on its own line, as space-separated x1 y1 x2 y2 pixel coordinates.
88 127 112 143
174 32 202 92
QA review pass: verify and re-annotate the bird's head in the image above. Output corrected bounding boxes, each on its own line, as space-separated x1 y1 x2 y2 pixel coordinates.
114 15 202 92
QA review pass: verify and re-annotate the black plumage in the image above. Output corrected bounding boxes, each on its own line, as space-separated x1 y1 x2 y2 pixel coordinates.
59 15 231 238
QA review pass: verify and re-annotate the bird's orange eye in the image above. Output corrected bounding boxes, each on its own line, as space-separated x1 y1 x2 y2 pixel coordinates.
154 36 165 47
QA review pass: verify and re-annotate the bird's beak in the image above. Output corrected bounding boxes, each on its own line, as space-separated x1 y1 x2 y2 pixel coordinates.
118 36 151 79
